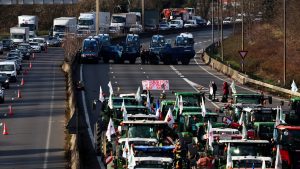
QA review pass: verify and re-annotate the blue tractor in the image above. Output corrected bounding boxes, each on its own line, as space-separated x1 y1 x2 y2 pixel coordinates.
121 34 140 64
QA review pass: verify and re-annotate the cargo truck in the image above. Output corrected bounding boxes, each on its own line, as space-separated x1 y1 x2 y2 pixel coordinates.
10 27 29 45
77 12 110 35
53 17 77 36
18 15 38 40
109 12 141 34
144 10 160 32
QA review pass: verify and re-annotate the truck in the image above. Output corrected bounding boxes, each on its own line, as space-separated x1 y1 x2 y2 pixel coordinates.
144 10 160 32
109 12 141 34
53 17 77 36
10 27 29 45
18 15 38 40
77 12 110 35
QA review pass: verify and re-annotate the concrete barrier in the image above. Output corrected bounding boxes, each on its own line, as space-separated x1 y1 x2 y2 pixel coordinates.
201 52 300 97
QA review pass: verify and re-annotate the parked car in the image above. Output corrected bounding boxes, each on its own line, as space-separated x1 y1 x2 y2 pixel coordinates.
33 37 47 51
223 17 233 24
46 36 61 47
0 73 10 89
2 39 14 51
184 20 198 28
29 42 41 53
169 19 184 29
158 22 170 31
129 24 143 34
0 41 3 54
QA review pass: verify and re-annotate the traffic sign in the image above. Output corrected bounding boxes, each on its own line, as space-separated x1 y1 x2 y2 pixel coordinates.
239 50 248 59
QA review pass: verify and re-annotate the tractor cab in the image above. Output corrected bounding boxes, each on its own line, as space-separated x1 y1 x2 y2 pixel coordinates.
286 97 300 125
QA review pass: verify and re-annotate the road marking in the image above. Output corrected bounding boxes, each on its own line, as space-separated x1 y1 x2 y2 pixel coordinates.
80 64 105 168
43 64 56 169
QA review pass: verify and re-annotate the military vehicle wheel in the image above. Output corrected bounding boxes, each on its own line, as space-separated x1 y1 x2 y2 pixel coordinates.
101 131 107 157
163 56 171 65
181 58 190 65
130 58 136 64
103 57 109 63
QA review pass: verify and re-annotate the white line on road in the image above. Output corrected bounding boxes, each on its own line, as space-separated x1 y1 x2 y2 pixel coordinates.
43 64 56 169
80 64 105 168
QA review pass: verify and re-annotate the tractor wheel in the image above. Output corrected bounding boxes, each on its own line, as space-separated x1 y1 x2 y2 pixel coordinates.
181 58 190 65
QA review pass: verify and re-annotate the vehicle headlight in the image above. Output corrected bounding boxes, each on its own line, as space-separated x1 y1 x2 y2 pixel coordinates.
81 54 86 58
5 79 9 83
0 90 3 94
26 53 30 55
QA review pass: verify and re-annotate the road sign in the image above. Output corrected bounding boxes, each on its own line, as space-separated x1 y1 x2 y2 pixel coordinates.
0 0 78 5
239 50 248 59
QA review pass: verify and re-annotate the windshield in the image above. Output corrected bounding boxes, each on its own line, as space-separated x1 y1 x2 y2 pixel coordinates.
30 42 39 46
280 130 300 148
235 95 262 104
171 20 180 24
151 36 165 47
128 126 158 138
252 112 276 122
180 95 201 107
11 34 24 39
82 40 98 52
20 23 36 31
0 65 14 71
54 25 66 32
112 16 126 23
33 39 44 43
229 143 271 156
18 45 29 50
176 36 194 46
233 160 272 168
3 40 11 45
78 19 93 26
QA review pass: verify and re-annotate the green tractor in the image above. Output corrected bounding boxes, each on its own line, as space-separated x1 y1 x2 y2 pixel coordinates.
286 97 300 125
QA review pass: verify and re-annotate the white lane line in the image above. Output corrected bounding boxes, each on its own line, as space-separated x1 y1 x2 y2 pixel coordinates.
80 64 105 168
43 64 56 169
170 65 220 108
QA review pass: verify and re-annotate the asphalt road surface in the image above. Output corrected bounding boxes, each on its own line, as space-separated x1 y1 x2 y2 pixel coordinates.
76 28 290 168
0 48 66 168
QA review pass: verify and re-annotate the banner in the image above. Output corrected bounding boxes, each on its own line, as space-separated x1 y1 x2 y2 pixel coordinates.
142 80 169 91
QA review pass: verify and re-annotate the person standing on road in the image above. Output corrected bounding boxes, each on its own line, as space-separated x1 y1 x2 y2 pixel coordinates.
211 81 217 101
222 82 229 102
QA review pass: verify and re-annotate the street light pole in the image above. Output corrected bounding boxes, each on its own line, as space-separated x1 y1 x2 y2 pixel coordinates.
221 0 224 61
241 0 244 51
142 0 145 31
283 0 286 86
96 0 99 35
212 0 214 44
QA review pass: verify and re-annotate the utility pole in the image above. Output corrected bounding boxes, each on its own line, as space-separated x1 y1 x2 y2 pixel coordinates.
96 0 99 35
142 0 145 31
283 0 286 86
241 0 244 51
221 0 224 61
212 0 214 44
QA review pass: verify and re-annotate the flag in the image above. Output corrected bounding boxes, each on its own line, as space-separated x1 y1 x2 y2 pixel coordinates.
279 106 285 124
226 143 232 169
262 160 266 169
99 86 105 102
108 81 114 95
238 112 244 125
242 122 247 139
122 138 129 158
179 95 183 115
291 80 298 92
273 126 278 141
108 94 113 109
135 87 141 102
275 106 280 126
155 99 161 119
164 108 174 128
121 100 128 121
275 145 282 169
207 120 213 151
128 145 136 169
230 80 237 94
252 163 255 169
201 97 206 117
106 118 116 142
146 91 151 111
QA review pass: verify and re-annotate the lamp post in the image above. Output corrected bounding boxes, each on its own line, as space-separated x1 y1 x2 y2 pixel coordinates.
96 0 99 35
220 0 224 61
283 0 286 86
212 0 214 44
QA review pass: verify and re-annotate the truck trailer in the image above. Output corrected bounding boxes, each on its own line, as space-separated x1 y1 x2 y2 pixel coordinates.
53 17 77 36
18 15 38 40
10 27 29 45
77 12 110 35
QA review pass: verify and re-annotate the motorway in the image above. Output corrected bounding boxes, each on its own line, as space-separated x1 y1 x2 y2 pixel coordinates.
0 48 66 168
76 28 289 168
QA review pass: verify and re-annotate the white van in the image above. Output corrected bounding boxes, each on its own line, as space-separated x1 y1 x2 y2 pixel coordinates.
0 61 17 82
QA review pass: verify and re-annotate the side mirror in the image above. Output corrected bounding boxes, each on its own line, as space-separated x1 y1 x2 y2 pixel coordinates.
268 96 272 104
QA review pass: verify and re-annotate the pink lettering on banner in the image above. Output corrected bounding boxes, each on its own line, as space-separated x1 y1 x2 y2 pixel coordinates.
142 80 170 91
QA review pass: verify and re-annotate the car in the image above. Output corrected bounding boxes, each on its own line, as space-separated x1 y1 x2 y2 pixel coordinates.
29 33 37 42
0 88 5 103
29 42 41 53
158 22 170 31
109 26 122 34
6 54 22 74
46 36 61 47
184 19 198 28
17 43 32 60
169 19 184 29
129 24 143 34
223 17 233 24
0 41 3 54
0 60 18 82
2 39 13 51
0 73 10 89
33 37 47 51
144 23 157 32
196 18 207 26
80 38 100 63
